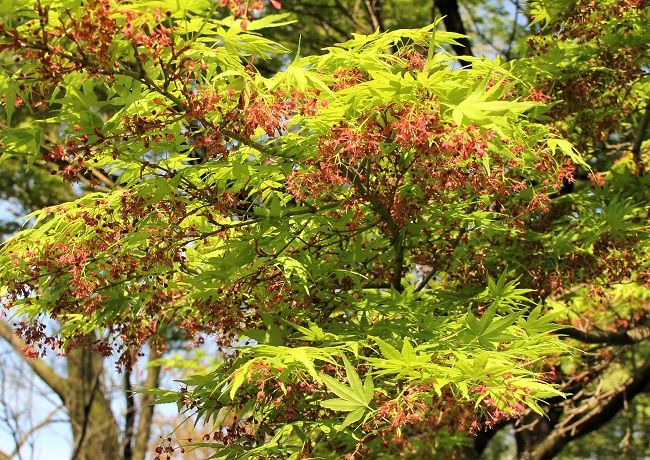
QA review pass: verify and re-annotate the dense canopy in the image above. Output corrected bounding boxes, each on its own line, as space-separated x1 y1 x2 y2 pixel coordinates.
0 0 649 459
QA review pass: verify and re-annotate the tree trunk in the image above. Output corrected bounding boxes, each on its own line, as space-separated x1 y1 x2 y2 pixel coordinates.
432 0 474 60
0 321 162 460
66 348 120 460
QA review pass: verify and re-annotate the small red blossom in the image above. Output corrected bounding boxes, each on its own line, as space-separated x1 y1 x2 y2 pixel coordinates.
22 346 40 359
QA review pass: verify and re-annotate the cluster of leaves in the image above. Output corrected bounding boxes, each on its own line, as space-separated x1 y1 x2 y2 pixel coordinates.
1 0 639 458
480 3 650 457
167 286 565 458
510 0 650 338
528 0 650 151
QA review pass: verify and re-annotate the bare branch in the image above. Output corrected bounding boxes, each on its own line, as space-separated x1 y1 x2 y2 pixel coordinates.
504 4 520 60
8 406 65 459
0 320 69 402
415 267 437 293
363 0 385 32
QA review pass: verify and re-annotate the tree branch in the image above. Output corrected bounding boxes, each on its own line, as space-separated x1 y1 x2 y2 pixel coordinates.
0 320 69 402
123 368 136 460
415 267 437 293
364 0 385 32
632 98 649 176
529 359 650 460
504 2 520 60
340 164 399 237
391 229 406 292
69 367 102 460
8 406 65 459
558 324 650 345
432 0 474 61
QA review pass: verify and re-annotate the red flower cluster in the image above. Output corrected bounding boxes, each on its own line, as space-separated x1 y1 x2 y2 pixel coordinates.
287 101 560 233
68 0 118 67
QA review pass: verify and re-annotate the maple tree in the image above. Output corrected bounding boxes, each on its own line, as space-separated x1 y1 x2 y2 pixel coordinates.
0 0 649 459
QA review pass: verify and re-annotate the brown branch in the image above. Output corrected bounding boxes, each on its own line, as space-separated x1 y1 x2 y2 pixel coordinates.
287 3 358 39
89 167 115 187
415 267 437 293
504 3 520 60
415 228 466 292
528 359 650 460
391 229 406 292
432 0 474 61
632 99 649 176
340 164 399 237
0 320 69 402
463 5 503 57
558 324 650 345
122 368 136 460
364 0 385 32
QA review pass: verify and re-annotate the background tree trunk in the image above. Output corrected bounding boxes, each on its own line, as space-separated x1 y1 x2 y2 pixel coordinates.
67 348 120 460
0 320 160 460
